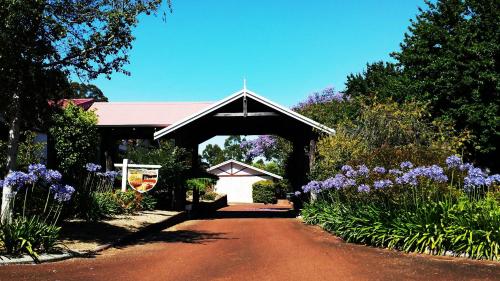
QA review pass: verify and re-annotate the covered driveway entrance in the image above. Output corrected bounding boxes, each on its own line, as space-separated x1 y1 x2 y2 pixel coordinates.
153 87 335 209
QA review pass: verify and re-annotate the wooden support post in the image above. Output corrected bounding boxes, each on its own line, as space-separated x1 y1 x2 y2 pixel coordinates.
191 144 200 211
309 137 317 201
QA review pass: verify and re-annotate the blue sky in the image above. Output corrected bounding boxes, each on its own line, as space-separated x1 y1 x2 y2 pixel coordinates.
91 0 426 108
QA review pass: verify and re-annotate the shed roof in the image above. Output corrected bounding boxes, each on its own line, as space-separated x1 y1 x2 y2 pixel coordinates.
207 159 283 180
89 102 214 127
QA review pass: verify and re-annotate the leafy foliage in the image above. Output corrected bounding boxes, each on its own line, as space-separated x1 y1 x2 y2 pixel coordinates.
64 82 108 101
49 103 99 177
313 100 467 179
201 144 225 166
344 61 410 102
223 135 250 163
0 0 170 171
0 131 46 176
252 180 277 204
125 140 190 209
0 216 60 260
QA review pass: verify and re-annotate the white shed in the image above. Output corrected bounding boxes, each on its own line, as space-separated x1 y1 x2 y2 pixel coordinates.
207 159 283 203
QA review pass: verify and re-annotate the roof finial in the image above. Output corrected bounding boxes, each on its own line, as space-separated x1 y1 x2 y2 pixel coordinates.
243 77 247 92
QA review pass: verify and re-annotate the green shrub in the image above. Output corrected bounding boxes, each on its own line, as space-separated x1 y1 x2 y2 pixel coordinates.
0 216 60 260
252 180 276 204
201 191 218 201
140 193 157 210
49 103 99 177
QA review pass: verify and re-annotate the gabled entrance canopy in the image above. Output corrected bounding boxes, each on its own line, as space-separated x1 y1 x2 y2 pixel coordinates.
152 88 335 210
153 88 335 145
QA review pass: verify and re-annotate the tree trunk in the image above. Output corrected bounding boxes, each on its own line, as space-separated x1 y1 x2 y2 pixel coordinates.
1 93 22 224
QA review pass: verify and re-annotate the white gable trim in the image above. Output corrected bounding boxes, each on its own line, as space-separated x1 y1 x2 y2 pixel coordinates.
153 89 335 140
207 159 283 180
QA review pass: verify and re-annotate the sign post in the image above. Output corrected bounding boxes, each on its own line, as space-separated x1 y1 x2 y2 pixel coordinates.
114 159 162 193
120 159 128 192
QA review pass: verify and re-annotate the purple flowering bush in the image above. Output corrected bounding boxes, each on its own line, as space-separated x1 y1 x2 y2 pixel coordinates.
301 155 500 260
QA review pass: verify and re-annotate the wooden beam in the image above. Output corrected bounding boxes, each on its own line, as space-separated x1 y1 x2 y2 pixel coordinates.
243 95 248 117
213 112 280 117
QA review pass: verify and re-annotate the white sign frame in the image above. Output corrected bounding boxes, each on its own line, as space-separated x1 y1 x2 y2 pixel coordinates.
114 159 162 192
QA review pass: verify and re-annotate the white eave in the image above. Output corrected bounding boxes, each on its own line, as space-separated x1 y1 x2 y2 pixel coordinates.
207 159 283 180
153 88 335 140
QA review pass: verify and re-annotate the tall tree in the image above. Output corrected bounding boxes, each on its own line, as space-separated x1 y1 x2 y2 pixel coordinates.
65 82 108 102
201 144 225 167
0 0 170 223
391 0 499 168
223 135 249 163
344 61 409 102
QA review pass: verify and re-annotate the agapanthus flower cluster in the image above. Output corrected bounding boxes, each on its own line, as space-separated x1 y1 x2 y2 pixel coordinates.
445 155 462 168
324 174 356 190
0 180 4 189
395 164 448 186
3 171 33 191
45 169 62 184
302 181 323 193
28 163 47 177
50 184 75 203
400 161 414 170
294 191 301 196
85 163 102 172
341 165 357 178
486 174 500 187
101 171 119 182
300 156 500 196
357 184 370 193
388 169 402 175
373 179 393 189
357 165 370 177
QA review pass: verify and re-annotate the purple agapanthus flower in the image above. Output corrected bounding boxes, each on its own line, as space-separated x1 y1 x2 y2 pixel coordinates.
50 184 75 203
400 161 414 170
4 171 32 191
357 165 370 177
373 166 386 174
373 179 393 189
342 165 357 178
302 181 322 193
28 164 47 181
459 163 474 172
45 169 62 184
388 169 402 175
322 173 353 190
85 163 102 172
0 180 4 189
485 174 500 186
445 155 462 169
102 171 119 182
294 191 301 196
464 167 487 191
357 184 370 193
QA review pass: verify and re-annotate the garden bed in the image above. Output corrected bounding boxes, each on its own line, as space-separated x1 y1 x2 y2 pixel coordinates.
59 210 181 253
